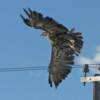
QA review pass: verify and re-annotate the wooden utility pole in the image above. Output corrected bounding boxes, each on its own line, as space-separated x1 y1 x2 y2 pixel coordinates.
81 74 100 100
93 74 100 100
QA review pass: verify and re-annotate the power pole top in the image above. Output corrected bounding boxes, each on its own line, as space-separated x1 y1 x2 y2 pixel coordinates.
80 74 100 100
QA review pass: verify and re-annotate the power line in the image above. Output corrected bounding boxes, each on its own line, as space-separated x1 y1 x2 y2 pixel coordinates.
0 66 47 72
0 64 99 72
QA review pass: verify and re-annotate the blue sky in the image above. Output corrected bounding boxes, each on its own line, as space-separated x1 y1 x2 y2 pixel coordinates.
0 0 100 100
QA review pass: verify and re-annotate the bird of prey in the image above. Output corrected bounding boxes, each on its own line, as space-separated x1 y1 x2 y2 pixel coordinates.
21 8 83 88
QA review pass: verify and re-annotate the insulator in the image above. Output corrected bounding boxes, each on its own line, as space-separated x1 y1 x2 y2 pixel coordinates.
82 64 90 86
83 64 89 73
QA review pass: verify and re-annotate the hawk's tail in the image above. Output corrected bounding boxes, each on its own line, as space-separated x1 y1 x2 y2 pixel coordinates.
68 32 83 55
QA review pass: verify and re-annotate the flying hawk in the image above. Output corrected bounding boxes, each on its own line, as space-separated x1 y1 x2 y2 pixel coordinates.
21 8 83 88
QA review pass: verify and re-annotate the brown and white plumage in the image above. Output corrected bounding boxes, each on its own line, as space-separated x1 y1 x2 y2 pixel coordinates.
21 8 83 88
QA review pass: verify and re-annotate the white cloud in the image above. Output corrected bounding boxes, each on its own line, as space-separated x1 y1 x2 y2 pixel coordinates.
78 56 93 64
77 45 100 74
93 46 100 63
96 46 100 52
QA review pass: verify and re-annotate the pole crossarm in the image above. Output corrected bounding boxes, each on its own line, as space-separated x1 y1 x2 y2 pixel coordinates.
81 76 100 83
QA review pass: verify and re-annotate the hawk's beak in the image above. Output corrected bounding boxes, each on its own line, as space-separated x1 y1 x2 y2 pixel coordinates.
40 32 47 37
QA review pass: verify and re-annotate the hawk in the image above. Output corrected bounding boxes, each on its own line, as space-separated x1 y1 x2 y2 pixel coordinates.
21 8 83 88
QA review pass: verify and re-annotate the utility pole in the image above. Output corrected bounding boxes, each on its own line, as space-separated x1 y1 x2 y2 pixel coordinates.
81 74 100 100
93 74 100 100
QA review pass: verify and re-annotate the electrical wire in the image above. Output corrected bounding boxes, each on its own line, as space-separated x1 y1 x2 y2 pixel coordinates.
0 66 47 72
0 64 99 72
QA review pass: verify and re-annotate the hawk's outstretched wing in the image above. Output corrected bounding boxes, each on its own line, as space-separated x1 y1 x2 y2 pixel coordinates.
20 8 69 34
49 46 73 87
21 8 83 88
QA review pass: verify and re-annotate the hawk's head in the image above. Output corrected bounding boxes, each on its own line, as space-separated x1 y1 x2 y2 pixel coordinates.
41 32 56 47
